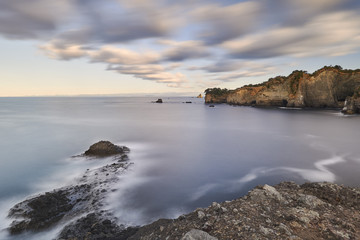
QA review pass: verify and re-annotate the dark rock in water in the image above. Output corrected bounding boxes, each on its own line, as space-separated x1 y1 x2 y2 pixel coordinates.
155 99 163 103
58 213 138 240
84 141 129 157
186 101 192 104
7 145 132 237
8 190 74 234
209 105 215 108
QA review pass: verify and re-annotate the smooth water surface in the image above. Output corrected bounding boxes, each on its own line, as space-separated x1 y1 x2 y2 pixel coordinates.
0 97 360 239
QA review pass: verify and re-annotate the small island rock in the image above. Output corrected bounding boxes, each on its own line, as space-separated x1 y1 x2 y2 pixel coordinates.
84 141 129 157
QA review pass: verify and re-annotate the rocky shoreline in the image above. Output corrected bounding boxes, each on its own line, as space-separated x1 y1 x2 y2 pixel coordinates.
6 142 360 239
7 141 134 239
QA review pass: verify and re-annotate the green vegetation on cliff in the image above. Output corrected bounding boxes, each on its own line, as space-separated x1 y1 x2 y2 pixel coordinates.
204 88 230 96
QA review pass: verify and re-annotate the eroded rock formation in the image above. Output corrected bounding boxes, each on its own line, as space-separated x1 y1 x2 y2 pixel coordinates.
205 66 360 113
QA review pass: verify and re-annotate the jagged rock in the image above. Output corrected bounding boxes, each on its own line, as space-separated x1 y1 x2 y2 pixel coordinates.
84 141 129 157
128 182 360 240
342 88 360 114
8 190 74 234
181 229 218 240
7 146 132 237
57 213 131 240
155 99 163 103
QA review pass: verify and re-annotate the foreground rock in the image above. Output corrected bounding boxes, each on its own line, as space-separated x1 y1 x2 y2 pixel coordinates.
205 66 360 114
129 182 360 240
8 142 132 239
84 141 129 157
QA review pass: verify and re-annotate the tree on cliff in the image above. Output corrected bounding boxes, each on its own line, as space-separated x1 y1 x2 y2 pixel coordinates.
204 88 230 96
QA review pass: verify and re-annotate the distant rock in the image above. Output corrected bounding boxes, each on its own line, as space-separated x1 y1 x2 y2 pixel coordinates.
84 141 129 157
197 94 203 98
155 99 163 103
209 105 215 108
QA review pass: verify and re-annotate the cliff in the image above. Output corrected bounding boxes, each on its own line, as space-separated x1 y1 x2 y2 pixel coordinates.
205 66 360 113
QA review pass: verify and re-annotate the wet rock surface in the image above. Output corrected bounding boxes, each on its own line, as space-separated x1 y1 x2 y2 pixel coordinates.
129 182 360 240
84 141 130 157
7 142 132 239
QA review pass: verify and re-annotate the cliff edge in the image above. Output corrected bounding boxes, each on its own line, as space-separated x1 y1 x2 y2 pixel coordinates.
205 66 360 114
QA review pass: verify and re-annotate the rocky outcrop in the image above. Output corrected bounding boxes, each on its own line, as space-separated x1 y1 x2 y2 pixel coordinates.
84 141 129 157
129 182 360 240
205 66 360 113
7 142 132 238
342 87 360 114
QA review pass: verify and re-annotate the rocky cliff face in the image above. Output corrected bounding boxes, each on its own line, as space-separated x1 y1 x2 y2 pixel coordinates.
342 87 360 114
205 67 360 111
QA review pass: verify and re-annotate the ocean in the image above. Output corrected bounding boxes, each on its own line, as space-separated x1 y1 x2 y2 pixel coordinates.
0 97 359 239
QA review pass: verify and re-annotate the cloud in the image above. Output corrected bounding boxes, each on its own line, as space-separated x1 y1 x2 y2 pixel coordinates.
0 0 72 39
89 46 160 65
40 41 87 60
3 0 360 90
221 10 360 59
192 1 262 44
107 64 188 87
160 40 211 62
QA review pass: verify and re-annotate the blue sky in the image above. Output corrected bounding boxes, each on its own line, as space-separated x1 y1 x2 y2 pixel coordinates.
1 0 360 96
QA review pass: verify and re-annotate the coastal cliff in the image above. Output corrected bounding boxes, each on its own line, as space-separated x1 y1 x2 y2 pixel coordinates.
205 66 360 113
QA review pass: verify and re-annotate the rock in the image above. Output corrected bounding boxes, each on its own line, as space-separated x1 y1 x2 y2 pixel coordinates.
8 145 132 237
8 190 74 234
84 141 129 157
155 99 163 103
208 105 215 108
342 88 360 114
197 94 203 98
211 202 221 211
58 213 124 240
128 182 360 240
205 66 360 112
181 229 218 240
197 211 205 220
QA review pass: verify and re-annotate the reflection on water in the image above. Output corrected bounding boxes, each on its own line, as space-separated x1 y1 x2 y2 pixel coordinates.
0 97 360 238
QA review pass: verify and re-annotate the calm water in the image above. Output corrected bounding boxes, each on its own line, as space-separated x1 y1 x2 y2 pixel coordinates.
1 97 360 239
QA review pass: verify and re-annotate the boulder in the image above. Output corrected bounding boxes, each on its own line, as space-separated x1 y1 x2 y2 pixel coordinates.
84 141 129 157
181 229 218 240
155 99 163 103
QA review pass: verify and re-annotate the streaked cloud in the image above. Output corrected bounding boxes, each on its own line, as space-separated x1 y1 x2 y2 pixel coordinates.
1 0 360 90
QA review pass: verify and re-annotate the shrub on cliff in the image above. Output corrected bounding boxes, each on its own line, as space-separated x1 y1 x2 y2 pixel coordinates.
204 88 230 96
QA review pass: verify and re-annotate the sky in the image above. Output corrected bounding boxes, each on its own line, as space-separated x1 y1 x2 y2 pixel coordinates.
1 0 360 96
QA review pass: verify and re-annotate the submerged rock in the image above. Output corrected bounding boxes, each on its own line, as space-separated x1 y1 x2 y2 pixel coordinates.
84 141 129 157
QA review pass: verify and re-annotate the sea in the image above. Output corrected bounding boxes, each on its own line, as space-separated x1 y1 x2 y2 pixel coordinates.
0 96 359 239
